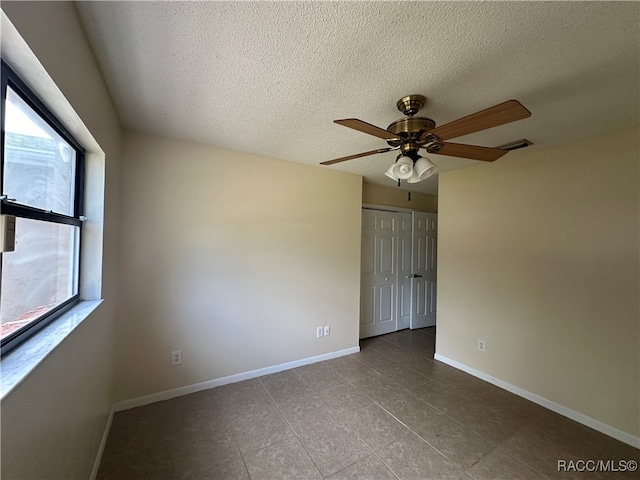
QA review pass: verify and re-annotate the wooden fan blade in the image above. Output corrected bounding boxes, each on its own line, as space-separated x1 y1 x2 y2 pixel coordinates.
427 100 531 141
426 142 508 162
335 118 402 141
321 147 395 165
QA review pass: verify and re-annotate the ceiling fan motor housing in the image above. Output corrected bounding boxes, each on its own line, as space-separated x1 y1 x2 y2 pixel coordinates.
386 117 437 148
387 95 438 155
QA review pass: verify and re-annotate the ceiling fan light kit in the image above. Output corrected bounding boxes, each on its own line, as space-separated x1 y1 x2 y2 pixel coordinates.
385 153 438 184
321 94 531 186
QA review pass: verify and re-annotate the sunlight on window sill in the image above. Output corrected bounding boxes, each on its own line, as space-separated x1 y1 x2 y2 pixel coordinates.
0 299 103 400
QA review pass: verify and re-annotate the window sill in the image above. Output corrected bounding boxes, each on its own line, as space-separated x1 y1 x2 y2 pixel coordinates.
0 299 103 401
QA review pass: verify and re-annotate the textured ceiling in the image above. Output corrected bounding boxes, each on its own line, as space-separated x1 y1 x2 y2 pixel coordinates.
76 1 639 195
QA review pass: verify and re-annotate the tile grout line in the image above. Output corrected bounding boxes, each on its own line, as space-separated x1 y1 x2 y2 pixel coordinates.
368 396 469 474
310 383 400 480
249 334 456 478
257 376 326 479
420 389 551 476
289 366 385 478
343 342 474 475
358 339 465 478
494 428 553 480
326 337 462 479
360 336 552 478
262 366 400 479
232 380 271 480
266 339 556 479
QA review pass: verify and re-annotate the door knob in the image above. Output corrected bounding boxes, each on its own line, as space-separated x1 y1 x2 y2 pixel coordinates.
411 274 423 278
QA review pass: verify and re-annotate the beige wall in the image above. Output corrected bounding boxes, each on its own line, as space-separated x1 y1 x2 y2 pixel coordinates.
437 127 639 438
362 182 438 212
1 2 122 479
115 131 362 401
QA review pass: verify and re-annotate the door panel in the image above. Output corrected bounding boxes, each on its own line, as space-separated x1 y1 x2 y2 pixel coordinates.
361 236 375 274
411 212 438 329
360 286 375 326
379 236 395 275
379 284 394 323
416 279 428 316
397 213 412 330
399 282 412 324
360 210 399 338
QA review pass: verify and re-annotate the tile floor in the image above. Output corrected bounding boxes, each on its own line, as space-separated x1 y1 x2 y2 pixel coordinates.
98 328 639 479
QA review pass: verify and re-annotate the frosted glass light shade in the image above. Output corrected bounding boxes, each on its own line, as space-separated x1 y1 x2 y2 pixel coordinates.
407 156 437 183
407 170 420 183
385 164 398 180
389 155 414 180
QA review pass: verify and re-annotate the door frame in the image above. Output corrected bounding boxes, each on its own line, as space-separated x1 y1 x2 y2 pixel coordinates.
360 204 438 338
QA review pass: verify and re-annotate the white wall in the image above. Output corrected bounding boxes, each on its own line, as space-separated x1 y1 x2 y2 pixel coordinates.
1 2 122 478
437 127 639 440
115 131 362 401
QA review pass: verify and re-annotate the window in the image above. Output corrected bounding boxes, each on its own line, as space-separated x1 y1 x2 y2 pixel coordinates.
0 60 85 355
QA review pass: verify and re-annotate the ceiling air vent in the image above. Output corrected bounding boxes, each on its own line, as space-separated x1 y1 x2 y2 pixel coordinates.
496 139 533 151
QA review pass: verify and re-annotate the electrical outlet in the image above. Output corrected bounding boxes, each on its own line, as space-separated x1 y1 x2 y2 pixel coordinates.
477 339 486 352
316 326 324 338
324 325 330 336
171 350 182 365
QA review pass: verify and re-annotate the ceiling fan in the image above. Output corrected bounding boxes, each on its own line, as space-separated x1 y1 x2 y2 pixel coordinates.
321 95 531 184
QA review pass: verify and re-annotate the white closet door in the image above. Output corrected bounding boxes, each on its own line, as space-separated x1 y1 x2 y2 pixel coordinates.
360 209 398 338
410 212 438 329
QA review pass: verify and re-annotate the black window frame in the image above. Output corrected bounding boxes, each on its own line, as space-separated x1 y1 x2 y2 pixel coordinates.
0 59 86 356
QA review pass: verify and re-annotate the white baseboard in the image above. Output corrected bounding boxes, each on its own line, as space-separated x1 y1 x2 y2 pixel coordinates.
434 353 640 449
114 346 360 412
90 408 114 480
